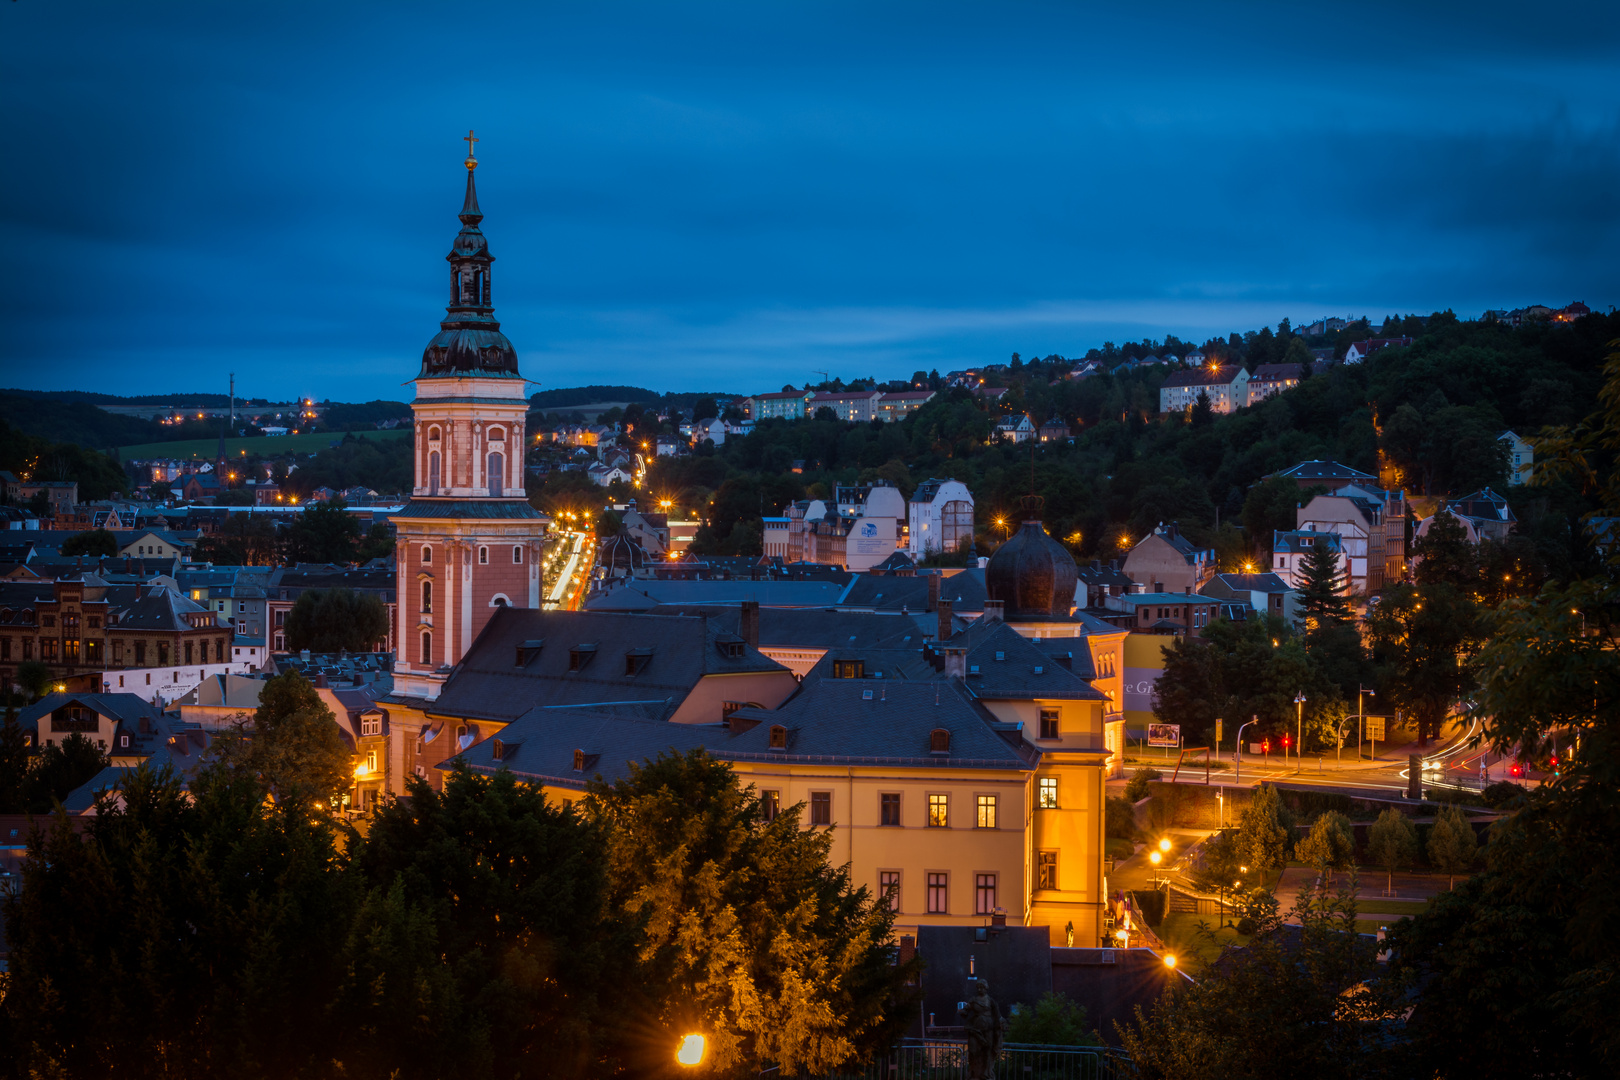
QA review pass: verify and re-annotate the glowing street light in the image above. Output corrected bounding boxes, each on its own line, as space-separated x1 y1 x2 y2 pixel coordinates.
1149 850 1162 866
1158 838 1171 853
676 1034 706 1066
1163 954 1177 969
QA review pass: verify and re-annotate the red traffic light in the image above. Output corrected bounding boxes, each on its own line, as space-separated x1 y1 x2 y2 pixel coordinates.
1282 735 1292 748
1261 739 1270 753
1510 763 1523 777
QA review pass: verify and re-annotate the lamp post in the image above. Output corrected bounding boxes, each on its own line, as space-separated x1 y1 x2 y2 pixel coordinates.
1234 717 1257 784
1294 693 1307 774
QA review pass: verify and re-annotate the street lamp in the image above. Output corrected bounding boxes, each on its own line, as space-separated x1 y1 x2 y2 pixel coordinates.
1234 716 1257 782
1357 686 1376 762
1294 693 1306 774
676 1034 706 1067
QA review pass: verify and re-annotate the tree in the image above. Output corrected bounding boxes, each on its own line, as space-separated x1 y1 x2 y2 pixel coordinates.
1426 803 1478 889
1 764 355 1078
22 732 109 812
691 396 719 423
1365 808 1417 896
209 671 352 804
1119 874 1394 1079
281 498 363 564
1412 507 1476 585
1005 992 1100 1046
1294 811 1356 882
193 511 280 565
14 658 52 700
1365 582 1487 744
0 698 33 813
584 749 917 1075
1236 784 1293 873
60 528 118 557
283 587 390 653
357 520 395 562
1242 475 1308 554
1297 536 1351 632
1190 390 1214 427
345 767 634 1078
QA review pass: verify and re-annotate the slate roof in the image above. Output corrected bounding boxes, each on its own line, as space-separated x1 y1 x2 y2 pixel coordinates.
1448 487 1516 524
840 569 987 613
951 620 1106 701
1270 460 1376 485
1204 572 1293 594
1160 364 1244 388
430 607 791 723
639 605 934 652
726 679 1032 767
391 499 544 520
113 587 223 632
1273 529 1342 555
448 707 717 789
18 692 167 732
586 579 849 610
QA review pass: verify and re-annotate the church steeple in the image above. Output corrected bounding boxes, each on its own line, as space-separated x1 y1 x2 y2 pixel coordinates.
418 131 520 378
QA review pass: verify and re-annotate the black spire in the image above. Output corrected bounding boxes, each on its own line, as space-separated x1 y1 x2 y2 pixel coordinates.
418 132 520 378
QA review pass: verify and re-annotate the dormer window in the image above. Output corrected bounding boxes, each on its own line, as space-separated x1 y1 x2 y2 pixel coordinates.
717 635 745 659
516 639 544 666
568 644 597 671
625 648 653 676
491 738 506 761
573 749 586 772
832 660 864 679
930 728 951 754
769 724 787 749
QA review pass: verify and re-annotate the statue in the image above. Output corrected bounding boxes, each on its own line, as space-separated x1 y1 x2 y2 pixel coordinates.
1064 921 1075 948
959 978 1006 1079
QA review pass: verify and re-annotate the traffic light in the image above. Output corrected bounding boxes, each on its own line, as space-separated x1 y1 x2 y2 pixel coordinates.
1261 738 1270 754
1510 762 1523 778
1282 735 1292 749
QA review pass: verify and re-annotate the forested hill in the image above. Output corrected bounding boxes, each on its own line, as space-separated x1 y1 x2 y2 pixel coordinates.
634 310 1619 583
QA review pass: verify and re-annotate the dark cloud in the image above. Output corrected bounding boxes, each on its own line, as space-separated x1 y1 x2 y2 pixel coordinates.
1 1 1617 398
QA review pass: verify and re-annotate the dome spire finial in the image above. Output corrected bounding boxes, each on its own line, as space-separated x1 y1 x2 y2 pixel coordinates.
463 129 479 171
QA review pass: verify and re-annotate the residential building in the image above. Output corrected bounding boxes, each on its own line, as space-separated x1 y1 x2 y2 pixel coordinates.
389 153 548 701
1246 362 1310 405
1499 431 1534 485
1200 572 1298 624
876 389 936 420
1445 487 1516 543
1121 523 1215 595
994 414 1037 443
1038 418 1071 443
746 390 812 421
807 390 883 422
1074 558 1134 609
1343 336 1413 363
761 516 790 559
1267 459 1378 492
1098 592 1221 634
1271 529 1346 592
907 478 975 558
18 691 190 761
1158 363 1249 414
1296 483 1407 592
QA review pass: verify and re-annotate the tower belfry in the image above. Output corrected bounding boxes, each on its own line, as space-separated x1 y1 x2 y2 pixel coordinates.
390 136 545 701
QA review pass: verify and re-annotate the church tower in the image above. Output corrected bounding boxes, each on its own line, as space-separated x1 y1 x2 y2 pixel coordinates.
391 134 545 700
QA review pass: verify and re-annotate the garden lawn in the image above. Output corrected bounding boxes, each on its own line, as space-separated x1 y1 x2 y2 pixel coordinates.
1156 912 1253 972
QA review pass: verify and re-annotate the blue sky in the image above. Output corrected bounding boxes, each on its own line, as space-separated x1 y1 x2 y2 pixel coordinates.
3 1 1617 402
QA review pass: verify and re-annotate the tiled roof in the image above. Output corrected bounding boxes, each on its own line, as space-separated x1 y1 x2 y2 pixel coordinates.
1207 572 1293 593
640 605 932 651
1160 365 1244 389
841 569 986 613
586 579 848 610
430 607 791 723
115 587 223 632
951 620 1106 702
1270 460 1376 484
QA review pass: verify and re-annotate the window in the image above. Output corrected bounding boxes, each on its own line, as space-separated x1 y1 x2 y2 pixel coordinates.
361 715 381 736
119 734 130 749
1037 851 1058 891
976 794 998 829
1038 777 1059 809
135 641 146 664
810 791 831 826
880 792 901 826
1039 709 1059 739
832 659 864 679
479 546 489 564
761 789 781 822
974 873 998 915
930 728 951 754
927 793 949 828
184 642 192 665
366 750 377 773
87 616 101 629
512 545 523 564
488 452 504 497
880 870 901 912
421 581 432 614
422 545 432 564
927 872 948 914
420 631 432 665
274 635 284 651
428 451 441 495
41 615 54 628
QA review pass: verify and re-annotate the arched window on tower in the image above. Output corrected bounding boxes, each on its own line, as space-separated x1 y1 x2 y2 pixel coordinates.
420 631 432 666
421 580 432 614
482 267 491 305
451 268 460 305
474 270 484 305
428 451 441 495
488 452 504 497
421 544 432 565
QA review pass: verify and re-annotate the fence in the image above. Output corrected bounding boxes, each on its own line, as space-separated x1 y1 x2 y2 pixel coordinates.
828 1039 1129 1080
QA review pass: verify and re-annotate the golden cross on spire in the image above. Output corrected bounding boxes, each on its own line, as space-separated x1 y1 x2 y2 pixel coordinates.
463 129 478 170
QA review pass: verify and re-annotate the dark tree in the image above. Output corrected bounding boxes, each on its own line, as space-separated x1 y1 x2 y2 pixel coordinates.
194 511 280 565
208 671 353 805
1297 535 1352 632
281 499 364 564
283 587 390 653
60 528 118 557
23 732 110 813
691 396 719 423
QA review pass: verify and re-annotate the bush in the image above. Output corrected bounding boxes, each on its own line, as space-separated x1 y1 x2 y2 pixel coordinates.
1481 780 1527 808
1235 916 1257 935
1130 889 1167 928
1005 992 1101 1047
1106 795 1139 840
1125 767 1162 802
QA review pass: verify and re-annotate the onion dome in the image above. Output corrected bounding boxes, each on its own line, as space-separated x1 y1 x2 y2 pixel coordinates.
419 142 521 378
985 496 1078 618
599 533 647 576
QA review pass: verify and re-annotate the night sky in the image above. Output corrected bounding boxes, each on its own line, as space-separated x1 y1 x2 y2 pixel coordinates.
3 1 1617 402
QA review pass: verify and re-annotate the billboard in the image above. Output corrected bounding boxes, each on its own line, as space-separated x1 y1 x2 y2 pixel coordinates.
1147 723 1181 748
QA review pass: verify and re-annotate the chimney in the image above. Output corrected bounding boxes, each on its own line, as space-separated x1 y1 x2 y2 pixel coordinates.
937 598 954 642
739 600 759 649
941 646 967 680
982 600 1004 623
315 671 328 688
991 908 1007 928
926 572 941 613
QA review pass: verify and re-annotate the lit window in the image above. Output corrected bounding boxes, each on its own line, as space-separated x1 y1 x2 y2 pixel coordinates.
1038 851 1058 890
761 789 781 821
927 793 949 828
976 794 998 829
1038 777 1059 809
